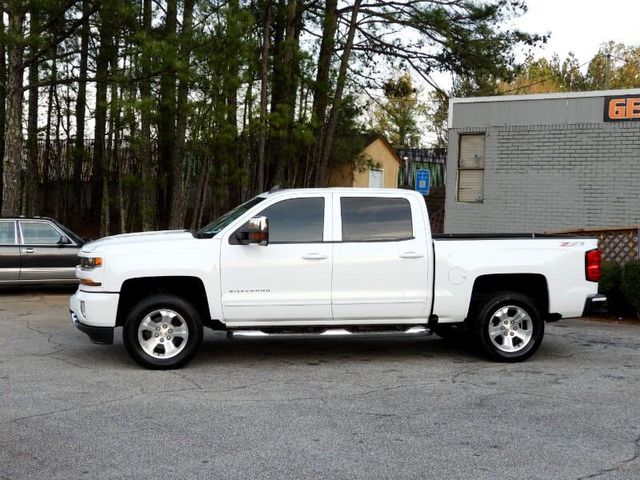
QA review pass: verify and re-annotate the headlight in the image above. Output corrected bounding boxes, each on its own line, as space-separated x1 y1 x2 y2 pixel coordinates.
80 256 103 269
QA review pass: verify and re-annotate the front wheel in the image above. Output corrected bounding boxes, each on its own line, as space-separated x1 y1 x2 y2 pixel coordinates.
123 294 203 369
474 292 544 362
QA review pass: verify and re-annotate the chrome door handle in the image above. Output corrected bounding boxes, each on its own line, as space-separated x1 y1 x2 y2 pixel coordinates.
302 253 328 260
399 251 423 259
22 248 36 254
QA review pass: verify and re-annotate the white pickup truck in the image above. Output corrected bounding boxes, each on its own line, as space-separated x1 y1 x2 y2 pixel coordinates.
70 188 604 369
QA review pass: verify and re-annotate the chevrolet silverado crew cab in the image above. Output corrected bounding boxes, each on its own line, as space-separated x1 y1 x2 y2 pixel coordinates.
70 188 604 369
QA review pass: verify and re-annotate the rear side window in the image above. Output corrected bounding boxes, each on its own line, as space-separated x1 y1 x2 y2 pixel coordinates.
341 197 413 242
20 222 61 245
0 222 16 245
257 197 325 243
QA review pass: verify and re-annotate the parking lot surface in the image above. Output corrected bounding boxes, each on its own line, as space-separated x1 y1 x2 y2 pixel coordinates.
1 289 639 480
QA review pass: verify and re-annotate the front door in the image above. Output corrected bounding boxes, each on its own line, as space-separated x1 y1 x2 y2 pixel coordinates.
18 220 79 281
0 221 20 282
220 194 332 326
331 194 431 323
368 169 383 188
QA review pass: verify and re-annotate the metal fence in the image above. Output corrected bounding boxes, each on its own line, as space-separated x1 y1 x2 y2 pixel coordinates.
396 148 447 189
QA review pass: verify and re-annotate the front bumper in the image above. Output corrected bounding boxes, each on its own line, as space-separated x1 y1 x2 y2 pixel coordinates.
70 310 114 344
582 294 608 316
69 290 119 344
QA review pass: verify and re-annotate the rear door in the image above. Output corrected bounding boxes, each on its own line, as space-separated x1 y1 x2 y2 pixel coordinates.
331 193 431 323
220 193 333 326
0 220 20 282
18 220 80 281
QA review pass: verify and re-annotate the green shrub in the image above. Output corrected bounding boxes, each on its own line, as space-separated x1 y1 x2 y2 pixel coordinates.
599 261 622 296
621 260 640 318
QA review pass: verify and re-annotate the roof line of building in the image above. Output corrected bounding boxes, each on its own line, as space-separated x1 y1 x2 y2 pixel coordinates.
447 88 640 128
450 88 640 105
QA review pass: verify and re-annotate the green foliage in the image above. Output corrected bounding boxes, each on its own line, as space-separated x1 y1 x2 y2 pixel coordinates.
2 0 551 228
599 261 628 314
371 73 425 148
621 260 640 316
330 96 367 168
587 42 640 90
600 261 622 296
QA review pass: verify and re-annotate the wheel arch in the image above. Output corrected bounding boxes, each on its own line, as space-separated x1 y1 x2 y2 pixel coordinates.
116 276 212 327
468 273 550 321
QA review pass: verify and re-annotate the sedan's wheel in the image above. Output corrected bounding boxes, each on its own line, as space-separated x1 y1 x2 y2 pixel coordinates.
123 294 203 369
475 292 543 362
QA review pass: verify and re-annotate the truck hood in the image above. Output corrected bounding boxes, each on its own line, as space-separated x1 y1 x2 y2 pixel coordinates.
81 230 194 253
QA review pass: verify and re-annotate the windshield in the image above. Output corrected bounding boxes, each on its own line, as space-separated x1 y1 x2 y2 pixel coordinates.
194 196 265 238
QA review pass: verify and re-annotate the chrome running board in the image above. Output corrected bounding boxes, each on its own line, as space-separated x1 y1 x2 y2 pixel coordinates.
227 326 432 338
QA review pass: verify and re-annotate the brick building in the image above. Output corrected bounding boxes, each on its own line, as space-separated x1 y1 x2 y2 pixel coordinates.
444 89 640 234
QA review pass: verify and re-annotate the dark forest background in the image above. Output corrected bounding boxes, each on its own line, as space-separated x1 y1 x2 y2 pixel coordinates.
0 1 574 237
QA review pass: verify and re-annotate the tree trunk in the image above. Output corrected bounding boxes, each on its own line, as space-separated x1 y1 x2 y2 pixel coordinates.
26 8 39 216
269 0 300 187
0 15 6 211
43 53 56 212
168 0 194 229
2 6 25 216
73 0 89 214
309 0 337 185
256 0 273 194
312 0 337 128
140 0 156 231
317 0 361 187
94 4 113 236
158 0 177 227
110 40 125 233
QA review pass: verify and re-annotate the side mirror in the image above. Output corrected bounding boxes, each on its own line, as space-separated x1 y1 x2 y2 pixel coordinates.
57 235 71 246
240 216 269 246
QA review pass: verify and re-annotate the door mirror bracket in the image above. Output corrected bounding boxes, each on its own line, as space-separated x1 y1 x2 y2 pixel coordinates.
239 216 269 246
57 235 71 246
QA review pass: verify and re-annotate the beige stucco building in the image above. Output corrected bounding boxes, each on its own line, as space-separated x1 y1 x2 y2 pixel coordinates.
329 136 402 188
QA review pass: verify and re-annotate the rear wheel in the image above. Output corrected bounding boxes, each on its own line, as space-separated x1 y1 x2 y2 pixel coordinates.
474 292 543 362
123 294 203 369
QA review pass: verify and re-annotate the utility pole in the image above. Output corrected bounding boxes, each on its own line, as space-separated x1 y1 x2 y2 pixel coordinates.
604 53 611 89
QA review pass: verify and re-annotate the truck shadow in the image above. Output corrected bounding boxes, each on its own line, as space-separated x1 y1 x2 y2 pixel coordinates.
194 333 484 366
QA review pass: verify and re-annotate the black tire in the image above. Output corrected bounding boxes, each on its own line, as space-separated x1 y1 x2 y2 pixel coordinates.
123 294 203 369
473 291 544 362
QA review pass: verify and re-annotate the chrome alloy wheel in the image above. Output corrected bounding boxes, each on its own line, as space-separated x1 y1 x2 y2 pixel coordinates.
137 309 189 359
487 305 533 353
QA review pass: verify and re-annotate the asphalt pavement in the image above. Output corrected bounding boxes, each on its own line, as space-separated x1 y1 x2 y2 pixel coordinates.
1 289 639 480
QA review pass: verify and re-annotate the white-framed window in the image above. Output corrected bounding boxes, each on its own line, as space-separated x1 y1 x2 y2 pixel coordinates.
457 134 485 203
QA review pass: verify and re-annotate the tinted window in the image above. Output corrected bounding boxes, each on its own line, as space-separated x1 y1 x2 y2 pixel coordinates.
258 197 324 243
0 222 16 245
341 197 413 242
21 222 61 244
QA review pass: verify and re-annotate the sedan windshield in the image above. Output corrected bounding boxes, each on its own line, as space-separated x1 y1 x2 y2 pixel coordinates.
194 197 265 238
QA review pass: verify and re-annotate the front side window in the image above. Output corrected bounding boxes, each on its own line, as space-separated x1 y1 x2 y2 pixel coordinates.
251 197 325 243
20 222 61 245
197 196 266 238
0 222 16 245
457 134 485 203
341 197 413 242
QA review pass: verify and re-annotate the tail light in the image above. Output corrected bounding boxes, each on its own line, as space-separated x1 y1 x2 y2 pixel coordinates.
585 249 601 282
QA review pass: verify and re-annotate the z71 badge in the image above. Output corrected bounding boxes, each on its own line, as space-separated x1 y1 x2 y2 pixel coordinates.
559 241 585 247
